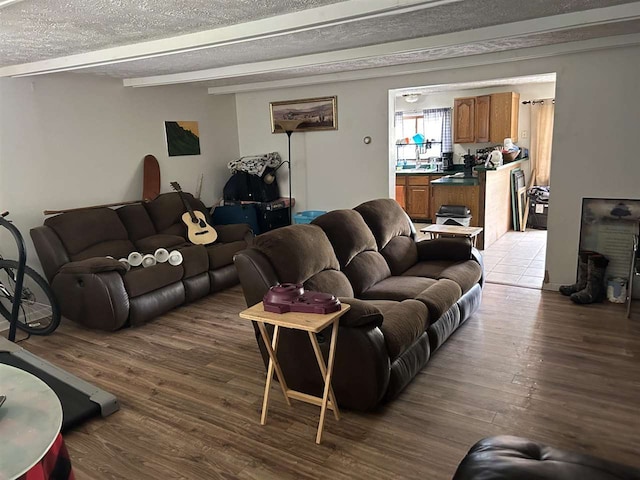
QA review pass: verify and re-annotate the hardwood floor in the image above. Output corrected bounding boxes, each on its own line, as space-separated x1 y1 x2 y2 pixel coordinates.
13 284 640 479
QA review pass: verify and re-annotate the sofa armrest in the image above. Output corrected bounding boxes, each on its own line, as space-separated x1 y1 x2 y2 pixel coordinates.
30 225 70 283
58 257 128 275
215 223 253 244
52 270 129 330
416 237 472 262
337 297 383 328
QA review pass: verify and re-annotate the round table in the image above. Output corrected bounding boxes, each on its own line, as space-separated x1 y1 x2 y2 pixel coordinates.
0 364 63 480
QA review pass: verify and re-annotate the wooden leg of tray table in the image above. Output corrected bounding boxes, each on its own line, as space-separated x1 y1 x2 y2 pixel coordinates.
307 331 340 422
315 318 340 444
257 323 291 426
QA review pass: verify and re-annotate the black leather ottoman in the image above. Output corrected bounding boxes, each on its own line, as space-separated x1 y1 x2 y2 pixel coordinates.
453 436 640 480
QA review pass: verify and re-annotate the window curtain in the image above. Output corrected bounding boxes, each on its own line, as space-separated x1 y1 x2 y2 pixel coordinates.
422 108 452 152
530 100 554 186
394 112 404 134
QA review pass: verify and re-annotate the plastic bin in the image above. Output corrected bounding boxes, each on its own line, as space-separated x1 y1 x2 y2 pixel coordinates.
435 205 472 227
293 210 327 224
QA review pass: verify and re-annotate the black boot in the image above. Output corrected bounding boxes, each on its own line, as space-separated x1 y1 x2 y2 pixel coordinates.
559 251 595 296
570 254 609 304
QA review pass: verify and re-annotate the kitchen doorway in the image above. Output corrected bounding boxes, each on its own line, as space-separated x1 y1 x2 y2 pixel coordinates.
392 73 556 289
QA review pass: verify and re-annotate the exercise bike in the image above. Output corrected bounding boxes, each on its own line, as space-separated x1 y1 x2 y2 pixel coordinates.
0 211 60 341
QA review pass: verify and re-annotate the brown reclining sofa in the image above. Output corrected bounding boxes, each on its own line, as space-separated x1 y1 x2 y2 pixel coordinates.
234 198 483 410
31 192 252 331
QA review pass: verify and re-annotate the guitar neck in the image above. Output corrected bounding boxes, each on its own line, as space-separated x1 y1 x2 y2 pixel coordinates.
177 191 197 223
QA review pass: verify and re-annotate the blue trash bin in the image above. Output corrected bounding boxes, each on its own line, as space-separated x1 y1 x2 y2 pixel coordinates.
293 210 327 224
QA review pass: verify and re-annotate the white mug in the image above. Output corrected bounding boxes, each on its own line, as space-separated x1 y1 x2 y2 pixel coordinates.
117 258 131 272
128 251 143 267
154 248 169 263
168 250 183 266
142 254 157 268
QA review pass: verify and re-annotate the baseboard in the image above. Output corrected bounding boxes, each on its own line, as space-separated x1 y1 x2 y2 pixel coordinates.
543 283 561 291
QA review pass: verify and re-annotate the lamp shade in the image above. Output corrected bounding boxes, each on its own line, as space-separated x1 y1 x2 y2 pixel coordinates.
276 119 304 132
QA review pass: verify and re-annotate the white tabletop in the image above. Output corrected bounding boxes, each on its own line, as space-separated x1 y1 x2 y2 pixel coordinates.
0 364 63 480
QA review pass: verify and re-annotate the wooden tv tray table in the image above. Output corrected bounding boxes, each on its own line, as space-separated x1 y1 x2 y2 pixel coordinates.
420 224 484 247
239 302 350 444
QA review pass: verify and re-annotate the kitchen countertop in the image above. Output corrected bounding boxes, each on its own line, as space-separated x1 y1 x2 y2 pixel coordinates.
395 170 446 175
474 156 529 172
430 174 480 186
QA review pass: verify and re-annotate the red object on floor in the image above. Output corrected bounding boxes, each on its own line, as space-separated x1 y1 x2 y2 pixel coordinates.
20 434 75 480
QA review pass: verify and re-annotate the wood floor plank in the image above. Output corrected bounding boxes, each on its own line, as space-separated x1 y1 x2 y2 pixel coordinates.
8 283 640 479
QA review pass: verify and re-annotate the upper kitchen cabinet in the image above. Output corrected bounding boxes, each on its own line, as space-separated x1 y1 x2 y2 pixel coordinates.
453 97 475 143
453 92 520 144
489 92 520 143
475 95 491 143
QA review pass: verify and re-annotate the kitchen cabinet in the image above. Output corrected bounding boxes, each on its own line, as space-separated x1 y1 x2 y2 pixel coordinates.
453 97 475 143
475 95 491 143
395 177 406 210
453 92 519 144
490 92 520 143
395 175 441 220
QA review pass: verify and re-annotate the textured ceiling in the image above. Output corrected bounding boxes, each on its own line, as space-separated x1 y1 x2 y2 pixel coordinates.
194 19 640 88
0 0 639 87
0 0 343 66
395 74 557 96
77 0 638 78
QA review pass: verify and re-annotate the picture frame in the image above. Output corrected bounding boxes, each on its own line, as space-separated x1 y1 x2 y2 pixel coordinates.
270 96 337 133
165 121 201 156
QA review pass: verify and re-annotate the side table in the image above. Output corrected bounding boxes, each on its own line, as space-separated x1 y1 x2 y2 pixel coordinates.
420 224 484 247
239 302 350 444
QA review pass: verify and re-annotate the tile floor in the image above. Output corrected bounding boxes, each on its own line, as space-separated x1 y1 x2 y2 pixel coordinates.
480 229 547 289
415 224 548 289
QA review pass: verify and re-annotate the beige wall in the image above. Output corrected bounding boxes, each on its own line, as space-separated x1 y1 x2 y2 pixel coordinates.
0 73 239 268
235 44 640 288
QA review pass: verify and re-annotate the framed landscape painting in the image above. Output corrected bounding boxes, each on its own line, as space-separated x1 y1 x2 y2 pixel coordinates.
270 96 337 133
165 121 201 156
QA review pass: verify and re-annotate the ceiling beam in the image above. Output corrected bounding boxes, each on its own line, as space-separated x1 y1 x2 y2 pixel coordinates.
121 3 640 88
204 33 640 95
0 0 463 77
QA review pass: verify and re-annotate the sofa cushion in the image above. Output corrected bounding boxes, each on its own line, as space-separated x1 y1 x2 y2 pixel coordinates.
253 224 340 283
45 208 129 257
304 270 355 298
311 210 377 267
336 298 384 328
135 234 186 253
354 199 413 250
176 244 209 278
207 240 247 270
360 276 437 301
145 192 207 234
378 299 429 360
117 204 157 242
342 251 391 296
381 235 418 275
123 263 185 298
404 260 482 294
72 239 135 262
415 279 462 319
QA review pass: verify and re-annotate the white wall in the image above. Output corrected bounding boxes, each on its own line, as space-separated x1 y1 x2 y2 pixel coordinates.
235 44 640 288
0 73 239 268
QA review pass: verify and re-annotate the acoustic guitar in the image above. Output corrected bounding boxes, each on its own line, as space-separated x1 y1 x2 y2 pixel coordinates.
170 182 218 245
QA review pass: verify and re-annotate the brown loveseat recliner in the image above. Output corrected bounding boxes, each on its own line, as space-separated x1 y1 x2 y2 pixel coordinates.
31 192 252 331
234 198 483 410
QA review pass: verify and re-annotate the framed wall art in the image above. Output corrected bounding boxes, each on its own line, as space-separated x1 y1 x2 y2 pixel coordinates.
270 96 337 133
165 121 201 156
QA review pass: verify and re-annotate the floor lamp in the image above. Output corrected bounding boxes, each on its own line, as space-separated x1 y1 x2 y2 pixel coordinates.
264 119 302 225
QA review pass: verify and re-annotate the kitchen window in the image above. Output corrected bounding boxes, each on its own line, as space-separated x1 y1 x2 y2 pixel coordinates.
395 108 452 161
